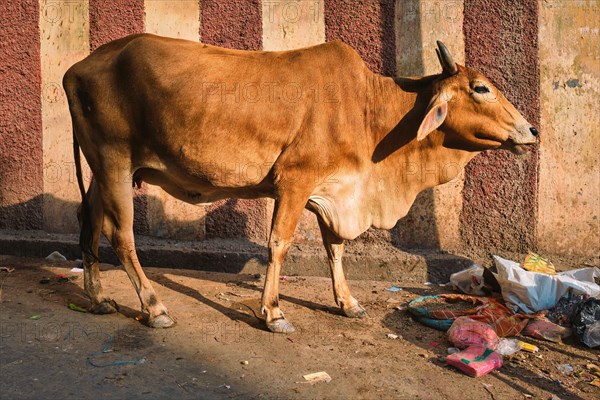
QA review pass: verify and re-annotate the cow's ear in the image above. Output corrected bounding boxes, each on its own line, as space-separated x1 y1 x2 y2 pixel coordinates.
417 98 448 141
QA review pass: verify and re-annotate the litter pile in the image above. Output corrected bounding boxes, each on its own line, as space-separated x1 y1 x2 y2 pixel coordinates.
408 253 600 378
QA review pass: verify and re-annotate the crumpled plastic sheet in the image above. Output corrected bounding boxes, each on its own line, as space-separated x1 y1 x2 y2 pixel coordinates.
493 255 600 314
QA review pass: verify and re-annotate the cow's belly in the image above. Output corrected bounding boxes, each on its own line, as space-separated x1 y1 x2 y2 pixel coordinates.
134 167 275 205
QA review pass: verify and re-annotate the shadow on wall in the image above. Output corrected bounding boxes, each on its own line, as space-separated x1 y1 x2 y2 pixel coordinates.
389 0 441 252
0 194 267 275
0 193 150 235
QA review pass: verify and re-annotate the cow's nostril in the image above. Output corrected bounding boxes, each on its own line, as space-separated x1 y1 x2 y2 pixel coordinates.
529 127 539 137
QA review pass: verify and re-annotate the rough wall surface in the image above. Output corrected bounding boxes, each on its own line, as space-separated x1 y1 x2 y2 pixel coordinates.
538 1 600 256
200 0 262 50
0 1 43 230
462 0 540 255
324 0 396 76
89 0 144 52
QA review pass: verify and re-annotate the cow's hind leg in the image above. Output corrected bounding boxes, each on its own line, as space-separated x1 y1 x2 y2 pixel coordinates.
79 178 118 314
96 174 174 328
318 219 366 318
261 192 308 333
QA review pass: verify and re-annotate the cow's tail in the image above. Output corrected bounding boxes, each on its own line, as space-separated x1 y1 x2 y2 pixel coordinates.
73 128 97 263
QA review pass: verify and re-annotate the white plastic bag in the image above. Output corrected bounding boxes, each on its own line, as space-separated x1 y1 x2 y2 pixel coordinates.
493 255 600 314
450 264 486 296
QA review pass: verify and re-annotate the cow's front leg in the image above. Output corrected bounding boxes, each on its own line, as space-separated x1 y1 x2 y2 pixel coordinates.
261 193 306 334
318 219 366 318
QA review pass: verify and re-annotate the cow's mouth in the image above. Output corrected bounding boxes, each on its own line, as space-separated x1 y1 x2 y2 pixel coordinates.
498 138 535 155
509 143 535 155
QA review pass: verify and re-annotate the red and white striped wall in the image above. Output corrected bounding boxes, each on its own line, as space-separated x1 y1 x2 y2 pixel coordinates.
0 0 598 257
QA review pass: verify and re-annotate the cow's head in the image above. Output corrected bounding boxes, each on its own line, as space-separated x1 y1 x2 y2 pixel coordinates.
417 41 537 155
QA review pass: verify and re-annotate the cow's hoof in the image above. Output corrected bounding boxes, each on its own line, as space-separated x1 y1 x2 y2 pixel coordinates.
266 318 295 334
90 300 118 314
343 304 367 318
148 313 176 329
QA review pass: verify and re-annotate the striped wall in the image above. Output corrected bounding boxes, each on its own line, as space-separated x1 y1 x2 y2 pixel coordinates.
0 1 598 258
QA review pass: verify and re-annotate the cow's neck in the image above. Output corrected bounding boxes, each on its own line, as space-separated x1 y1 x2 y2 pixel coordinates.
366 73 478 224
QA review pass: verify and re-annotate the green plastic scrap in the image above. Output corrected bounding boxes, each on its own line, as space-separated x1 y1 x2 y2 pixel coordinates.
68 303 88 313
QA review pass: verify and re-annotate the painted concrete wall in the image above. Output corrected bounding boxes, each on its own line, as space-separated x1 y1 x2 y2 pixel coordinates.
40 0 90 233
538 0 600 256
0 0 598 259
0 1 44 230
462 0 540 257
394 0 466 251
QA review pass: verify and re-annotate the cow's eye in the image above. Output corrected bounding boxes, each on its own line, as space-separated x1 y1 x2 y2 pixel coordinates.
473 85 490 94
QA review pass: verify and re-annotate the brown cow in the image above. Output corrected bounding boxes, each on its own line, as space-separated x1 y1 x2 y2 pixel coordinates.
64 34 537 332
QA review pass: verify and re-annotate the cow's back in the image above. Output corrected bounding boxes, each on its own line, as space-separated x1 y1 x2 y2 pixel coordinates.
65 34 371 191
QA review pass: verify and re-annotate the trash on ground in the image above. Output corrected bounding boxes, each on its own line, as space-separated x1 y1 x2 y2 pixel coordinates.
280 276 288 282
409 294 534 337
572 298 600 348
495 338 521 356
445 346 503 377
523 319 571 343
29 315 41 320
408 294 479 331
424 282 433 286
556 363 574 375
302 371 332 384
68 303 88 313
70 267 84 273
386 286 402 292
241 360 249 365
547 293 588 326
448 316 499 349
87 333 146 367
450 264 487 296
493 255 600 314
216 293 231 302
39 275 76 285
218 384 231 390
586 363 600 376
0 266 15 273
517 341 538 353
386 333 399 340
522 252 556 274
45 251 67 261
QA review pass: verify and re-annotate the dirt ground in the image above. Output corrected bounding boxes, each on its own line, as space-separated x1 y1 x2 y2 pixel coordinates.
0 255 598 400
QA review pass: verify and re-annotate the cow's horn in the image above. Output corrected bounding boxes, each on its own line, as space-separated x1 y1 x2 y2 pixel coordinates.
436 40 458 75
